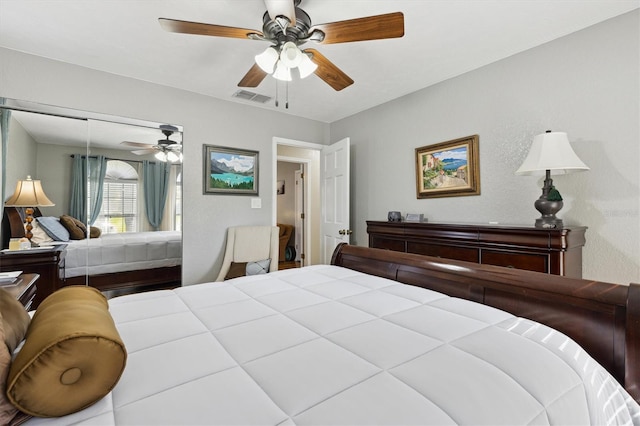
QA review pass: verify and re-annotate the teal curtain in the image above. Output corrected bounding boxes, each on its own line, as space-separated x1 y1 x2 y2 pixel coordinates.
143 160 170 230
0 99 10 213
69 155 107 225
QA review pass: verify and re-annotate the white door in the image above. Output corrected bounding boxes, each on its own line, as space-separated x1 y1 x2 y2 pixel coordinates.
321 137 350 263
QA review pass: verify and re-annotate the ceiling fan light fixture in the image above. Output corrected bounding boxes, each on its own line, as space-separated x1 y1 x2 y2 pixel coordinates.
167 151 180 162
298 53 317 79
155 151 167 162
280 41 302 68
273 60 292 81
255 46 279 74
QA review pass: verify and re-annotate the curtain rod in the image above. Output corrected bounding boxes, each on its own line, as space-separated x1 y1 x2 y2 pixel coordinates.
69 154 181 166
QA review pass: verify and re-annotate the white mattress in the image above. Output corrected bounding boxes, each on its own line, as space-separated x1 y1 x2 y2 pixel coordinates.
24 265 640 425
63 231 182 278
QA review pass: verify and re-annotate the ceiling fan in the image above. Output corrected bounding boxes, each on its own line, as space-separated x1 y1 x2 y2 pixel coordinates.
158 0 404 91
121 124 182 162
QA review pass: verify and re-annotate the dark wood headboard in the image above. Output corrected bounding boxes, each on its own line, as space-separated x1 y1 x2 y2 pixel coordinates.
1 207 42 249
331 243 640 403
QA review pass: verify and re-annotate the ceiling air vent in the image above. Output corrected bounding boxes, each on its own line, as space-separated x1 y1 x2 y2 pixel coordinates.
233 90 272 104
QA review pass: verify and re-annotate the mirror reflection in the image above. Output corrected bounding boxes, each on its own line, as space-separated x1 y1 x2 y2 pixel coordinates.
0 98 182 306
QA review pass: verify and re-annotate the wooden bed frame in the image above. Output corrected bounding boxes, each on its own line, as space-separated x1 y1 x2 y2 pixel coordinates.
2 207 181 296
331 243 640 403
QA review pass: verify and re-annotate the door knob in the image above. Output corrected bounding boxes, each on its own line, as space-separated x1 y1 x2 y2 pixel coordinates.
339 229 353 235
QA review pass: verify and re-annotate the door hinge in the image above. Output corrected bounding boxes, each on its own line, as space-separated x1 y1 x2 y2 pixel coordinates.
301 253 306 260
300 213 305 219
301 172 304 179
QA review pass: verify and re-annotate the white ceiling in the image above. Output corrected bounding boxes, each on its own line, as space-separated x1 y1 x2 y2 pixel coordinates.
1 0 637 125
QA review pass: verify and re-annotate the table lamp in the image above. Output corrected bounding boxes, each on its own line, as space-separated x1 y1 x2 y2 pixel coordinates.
4 176 55 245
515 131 589 228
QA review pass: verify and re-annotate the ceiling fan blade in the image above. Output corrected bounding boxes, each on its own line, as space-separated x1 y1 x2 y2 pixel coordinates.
159 18 263 39
305 49 354 91
121 141 154 149
264 0 296 25
311 12 404 44
132 149 157 156
238 63 269 88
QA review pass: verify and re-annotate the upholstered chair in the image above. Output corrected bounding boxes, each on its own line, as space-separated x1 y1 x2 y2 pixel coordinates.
215 226 279 281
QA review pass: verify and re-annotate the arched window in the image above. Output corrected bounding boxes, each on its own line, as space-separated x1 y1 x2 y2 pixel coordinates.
96 160 138 233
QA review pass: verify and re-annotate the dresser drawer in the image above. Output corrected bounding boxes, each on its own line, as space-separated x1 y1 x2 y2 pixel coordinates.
369 236 406 252
408 242 479 263
481 250 549 273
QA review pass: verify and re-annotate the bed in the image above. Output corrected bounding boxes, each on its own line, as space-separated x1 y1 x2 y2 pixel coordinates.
1 207 182 295
11 243 639 425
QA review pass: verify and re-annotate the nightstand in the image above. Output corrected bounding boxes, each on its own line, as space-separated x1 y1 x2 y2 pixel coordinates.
2 273 39 310
0 245 66 309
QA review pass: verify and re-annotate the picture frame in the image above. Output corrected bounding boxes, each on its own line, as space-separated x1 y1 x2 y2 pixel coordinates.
203 145 259 195
415 135 480 199
276 180 285 195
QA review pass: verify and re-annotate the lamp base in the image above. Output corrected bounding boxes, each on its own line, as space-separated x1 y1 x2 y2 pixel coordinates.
533 171 564 229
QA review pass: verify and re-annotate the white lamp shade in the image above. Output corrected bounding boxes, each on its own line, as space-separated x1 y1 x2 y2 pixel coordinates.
255 47 279 74
155 151 167 162
279 41 302 68
273 60 292 81
516 131 590 176
5 176 55 207
167 151 180 162
298 53 318 79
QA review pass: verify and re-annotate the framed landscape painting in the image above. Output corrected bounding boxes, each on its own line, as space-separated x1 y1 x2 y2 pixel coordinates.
203 145 259 195
415 135 480 198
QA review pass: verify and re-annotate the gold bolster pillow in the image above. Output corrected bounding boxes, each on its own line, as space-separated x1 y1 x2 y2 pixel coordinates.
6 286 127 418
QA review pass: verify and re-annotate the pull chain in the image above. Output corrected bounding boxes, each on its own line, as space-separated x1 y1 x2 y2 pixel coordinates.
273 79 290 109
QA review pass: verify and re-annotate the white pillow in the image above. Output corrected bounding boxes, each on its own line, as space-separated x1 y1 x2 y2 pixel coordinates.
27 221 54 245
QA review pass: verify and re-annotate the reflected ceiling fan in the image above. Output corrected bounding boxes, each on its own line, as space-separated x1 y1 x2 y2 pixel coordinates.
121 124 182 162
159 0 404 91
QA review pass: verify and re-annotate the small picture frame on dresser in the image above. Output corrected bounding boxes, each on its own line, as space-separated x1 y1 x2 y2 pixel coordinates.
405 213 425 222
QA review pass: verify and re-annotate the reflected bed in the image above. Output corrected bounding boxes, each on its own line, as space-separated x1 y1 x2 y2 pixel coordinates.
1 207 181 296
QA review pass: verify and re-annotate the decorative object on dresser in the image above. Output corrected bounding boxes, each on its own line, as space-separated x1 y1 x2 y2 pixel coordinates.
387 211 402 222
516 130 589 228
4 176 55 246
367 220 586 278
415 135 480 199
404 213 424 222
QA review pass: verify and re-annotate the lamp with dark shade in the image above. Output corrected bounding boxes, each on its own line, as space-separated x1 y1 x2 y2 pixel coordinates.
4 176 55 245
515 131 589 229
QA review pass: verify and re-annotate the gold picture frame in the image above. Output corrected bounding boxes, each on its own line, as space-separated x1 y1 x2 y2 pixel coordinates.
415 135 480 198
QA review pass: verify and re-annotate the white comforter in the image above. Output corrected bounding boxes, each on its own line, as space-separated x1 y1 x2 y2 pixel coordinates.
25 265 640 425
63 231 181 278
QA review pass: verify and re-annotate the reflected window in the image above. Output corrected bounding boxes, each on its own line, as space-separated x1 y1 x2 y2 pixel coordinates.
175 170 182 231
96 160 138 233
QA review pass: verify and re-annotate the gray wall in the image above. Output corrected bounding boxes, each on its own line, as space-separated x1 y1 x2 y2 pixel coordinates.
330 10 639 284
4 117 37 200
0 46 329 284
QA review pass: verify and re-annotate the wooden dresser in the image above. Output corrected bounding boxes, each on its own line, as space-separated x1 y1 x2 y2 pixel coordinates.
367 221 587 278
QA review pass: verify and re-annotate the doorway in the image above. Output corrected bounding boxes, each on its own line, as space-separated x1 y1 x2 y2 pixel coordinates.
273 137 324 266
276 159 304 269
